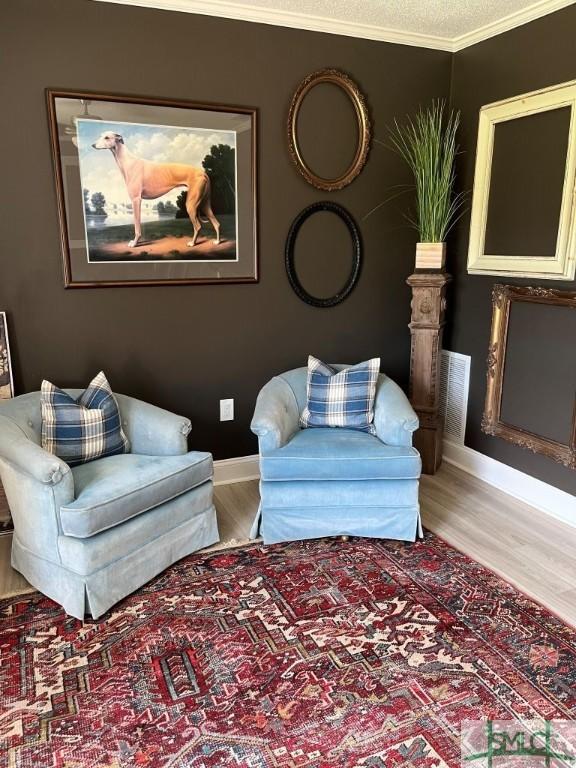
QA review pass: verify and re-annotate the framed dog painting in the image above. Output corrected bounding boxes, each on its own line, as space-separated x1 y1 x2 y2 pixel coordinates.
0 313 14 400
46 90 258 287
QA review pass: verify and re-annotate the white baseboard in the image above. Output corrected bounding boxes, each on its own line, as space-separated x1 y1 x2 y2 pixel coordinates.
443 439 576 529
213 454 260 486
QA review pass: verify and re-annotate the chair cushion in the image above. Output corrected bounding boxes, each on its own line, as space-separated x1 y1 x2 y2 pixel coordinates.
300 356 380 434
41 371 129 466
60 451 212 538
260 428 421 481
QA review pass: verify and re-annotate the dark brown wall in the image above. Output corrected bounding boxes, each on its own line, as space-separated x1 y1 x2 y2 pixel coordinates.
7 0 572 489
448 5 576 494
0 0 451 459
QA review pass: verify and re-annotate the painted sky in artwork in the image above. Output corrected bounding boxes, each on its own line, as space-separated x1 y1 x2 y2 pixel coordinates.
76 118 235 215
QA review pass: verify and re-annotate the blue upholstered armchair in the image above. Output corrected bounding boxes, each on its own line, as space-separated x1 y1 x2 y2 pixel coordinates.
250 366 421 544
0 392 218 620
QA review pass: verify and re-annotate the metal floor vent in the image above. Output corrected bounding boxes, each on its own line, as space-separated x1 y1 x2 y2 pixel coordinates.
439 350 471 445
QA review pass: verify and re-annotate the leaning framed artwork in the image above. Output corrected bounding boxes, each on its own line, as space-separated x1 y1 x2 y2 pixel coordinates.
0 312 14 399
482 284 576 469
467 80 576 281
46 90 258 287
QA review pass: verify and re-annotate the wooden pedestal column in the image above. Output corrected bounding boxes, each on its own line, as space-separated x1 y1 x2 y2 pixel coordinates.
407 272 452 474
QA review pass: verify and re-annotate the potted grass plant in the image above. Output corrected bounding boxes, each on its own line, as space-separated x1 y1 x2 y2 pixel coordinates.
388 101 467 270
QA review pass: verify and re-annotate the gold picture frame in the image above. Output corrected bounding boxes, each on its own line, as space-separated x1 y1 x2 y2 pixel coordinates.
287 69 371 191
482 284 576 468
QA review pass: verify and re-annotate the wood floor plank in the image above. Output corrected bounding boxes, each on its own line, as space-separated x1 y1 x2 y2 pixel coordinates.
214 481 259 541
0 534 32 596
0 483 10 527
420 464 576 625
1 466 575 628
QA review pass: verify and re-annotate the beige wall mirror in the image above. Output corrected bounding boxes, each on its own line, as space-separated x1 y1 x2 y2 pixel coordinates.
467 80 576 280
287 69 371 191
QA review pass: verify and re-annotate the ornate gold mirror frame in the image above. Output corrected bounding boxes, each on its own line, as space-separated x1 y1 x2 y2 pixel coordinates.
482 284 576 468
287 69 371 191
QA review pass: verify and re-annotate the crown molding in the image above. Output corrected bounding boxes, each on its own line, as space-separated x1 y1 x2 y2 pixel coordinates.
93 0 575 51
92 0 455 51
451 0 576 51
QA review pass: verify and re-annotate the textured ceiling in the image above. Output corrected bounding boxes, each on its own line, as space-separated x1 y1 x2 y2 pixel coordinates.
228 0 565 38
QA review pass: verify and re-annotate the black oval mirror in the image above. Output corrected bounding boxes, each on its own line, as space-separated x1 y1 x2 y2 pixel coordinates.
285 202 362 308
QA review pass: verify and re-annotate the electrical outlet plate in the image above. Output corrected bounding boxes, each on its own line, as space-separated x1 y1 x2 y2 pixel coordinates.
220 398 234 422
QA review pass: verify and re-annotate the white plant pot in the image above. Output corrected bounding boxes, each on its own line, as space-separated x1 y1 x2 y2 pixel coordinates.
416 242 446 270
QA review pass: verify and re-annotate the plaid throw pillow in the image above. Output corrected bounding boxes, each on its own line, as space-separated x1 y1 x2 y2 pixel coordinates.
41 371 129 466
300 355 380 433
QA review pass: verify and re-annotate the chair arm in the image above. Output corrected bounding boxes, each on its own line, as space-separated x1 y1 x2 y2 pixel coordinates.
373 375 419 447
115 394 191 456
0 426 73 491
251 376 300 452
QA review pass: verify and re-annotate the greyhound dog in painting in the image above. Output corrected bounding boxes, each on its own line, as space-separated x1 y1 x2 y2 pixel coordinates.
92 130 221 248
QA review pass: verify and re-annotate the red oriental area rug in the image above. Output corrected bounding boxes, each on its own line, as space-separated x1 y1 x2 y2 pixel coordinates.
1 533 575 768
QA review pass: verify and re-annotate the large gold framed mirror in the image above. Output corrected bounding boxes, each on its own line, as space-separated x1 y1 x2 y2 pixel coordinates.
287 69 371 191
482 283 576 469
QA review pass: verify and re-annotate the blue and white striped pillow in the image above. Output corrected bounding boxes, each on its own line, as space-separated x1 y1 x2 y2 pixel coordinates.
300 356 380 433
41 371 129 466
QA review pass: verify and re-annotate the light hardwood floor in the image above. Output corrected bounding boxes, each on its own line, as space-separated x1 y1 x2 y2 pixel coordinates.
1 465 575 626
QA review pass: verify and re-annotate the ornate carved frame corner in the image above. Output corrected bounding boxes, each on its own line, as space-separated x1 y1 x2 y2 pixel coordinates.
482 283 576 469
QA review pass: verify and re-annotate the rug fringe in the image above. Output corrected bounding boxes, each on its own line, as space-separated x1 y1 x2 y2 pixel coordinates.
203 536 261 552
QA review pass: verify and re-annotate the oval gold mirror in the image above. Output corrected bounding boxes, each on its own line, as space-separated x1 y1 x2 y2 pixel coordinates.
287 69 371 191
